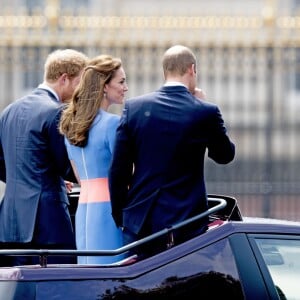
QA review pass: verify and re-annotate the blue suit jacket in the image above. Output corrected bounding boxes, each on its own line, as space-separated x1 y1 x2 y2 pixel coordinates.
109 85 235 237
0 88 76 246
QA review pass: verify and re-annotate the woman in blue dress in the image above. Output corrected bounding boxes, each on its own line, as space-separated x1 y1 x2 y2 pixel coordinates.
59 55 128 264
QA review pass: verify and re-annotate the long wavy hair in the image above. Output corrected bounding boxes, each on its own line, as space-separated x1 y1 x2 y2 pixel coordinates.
59 54 122 147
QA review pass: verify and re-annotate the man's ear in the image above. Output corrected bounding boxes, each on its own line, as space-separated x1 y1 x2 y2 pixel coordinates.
59 73 69 85
188 64 196 76
191 63 196 75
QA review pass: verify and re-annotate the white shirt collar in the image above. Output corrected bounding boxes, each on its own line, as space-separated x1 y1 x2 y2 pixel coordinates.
38 83 60 102
164 81 187 89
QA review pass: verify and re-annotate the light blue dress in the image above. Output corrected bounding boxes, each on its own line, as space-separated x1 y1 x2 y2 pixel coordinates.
65 110 124 264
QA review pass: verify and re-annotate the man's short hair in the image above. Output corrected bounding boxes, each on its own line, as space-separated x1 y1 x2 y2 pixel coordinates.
44 49 88 82
162 45 196 77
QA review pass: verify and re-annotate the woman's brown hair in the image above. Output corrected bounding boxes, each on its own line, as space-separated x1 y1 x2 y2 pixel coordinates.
59 55 122 147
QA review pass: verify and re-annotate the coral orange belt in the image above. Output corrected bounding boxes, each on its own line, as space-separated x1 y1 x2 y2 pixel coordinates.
79 178 110 203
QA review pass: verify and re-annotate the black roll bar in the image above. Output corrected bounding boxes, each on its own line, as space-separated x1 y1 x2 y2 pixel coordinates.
0 195 239 267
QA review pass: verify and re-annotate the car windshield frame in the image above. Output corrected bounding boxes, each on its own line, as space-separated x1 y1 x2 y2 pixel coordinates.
248 233 300 300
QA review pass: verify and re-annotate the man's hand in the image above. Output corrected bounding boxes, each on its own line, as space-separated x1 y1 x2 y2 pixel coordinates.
193 87 206 100
65 181 74 193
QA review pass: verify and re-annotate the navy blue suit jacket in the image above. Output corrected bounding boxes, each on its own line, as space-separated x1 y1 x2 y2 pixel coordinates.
109 85 235 237
0 88 76 247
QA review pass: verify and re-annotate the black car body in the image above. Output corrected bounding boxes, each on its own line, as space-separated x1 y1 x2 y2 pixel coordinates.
0 195 299 300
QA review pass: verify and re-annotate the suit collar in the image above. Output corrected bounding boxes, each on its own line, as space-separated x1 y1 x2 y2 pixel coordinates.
159 84 189 93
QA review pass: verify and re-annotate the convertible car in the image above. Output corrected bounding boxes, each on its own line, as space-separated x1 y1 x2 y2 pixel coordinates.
0 194 299 300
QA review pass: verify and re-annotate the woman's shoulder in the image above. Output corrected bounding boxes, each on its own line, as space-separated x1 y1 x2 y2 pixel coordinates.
100 110 120 123
91 110 120 131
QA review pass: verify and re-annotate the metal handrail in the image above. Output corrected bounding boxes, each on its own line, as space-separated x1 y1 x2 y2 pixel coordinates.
0 197 227 267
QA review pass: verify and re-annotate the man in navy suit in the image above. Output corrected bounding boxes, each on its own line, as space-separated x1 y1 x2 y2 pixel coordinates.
109 45 235 259
0 49 88 266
